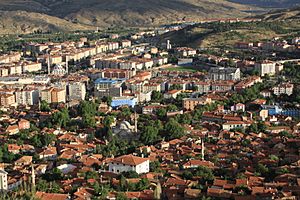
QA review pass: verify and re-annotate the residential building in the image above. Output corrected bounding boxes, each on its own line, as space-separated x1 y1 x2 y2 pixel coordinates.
111 97 137 108
0 169 8 190
273 83 293 96
108 155 149 174
209 67 240 81
255 61 276 76
0 94 16 107
94 78 123 98
183 97 212 111
68 82 86 101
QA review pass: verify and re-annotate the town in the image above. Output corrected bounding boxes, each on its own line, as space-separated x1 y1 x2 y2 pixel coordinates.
0 18 300 200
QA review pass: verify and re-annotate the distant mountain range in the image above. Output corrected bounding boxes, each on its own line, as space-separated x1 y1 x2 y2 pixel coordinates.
0 0 297 34
229 0 299 8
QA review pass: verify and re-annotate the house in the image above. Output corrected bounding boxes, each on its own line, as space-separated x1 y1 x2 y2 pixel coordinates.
183 97 212 111
182 160 214 169
35 192 70 200
164 90 181 99
108 154 149 174
231 103 245 112
18 119 30 130
222 121 251 131
15 156 32 166
39 147 57 160
6 125 19 135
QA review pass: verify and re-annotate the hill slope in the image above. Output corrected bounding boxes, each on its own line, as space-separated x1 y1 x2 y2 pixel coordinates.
0 0 258 34
229 0 299 8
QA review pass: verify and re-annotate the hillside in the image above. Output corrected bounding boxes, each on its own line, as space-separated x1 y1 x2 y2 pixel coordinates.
256 7 300 20
229 0 299 8
0 0 259 34
0 11 92 34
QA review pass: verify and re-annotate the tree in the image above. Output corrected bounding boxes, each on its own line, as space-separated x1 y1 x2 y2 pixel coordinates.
151 91 163 102
103 115 114 128
116 193 128 200
140 126 159 145
169 84 182 90
79 101 97 127
164 118 185 140
40 100 50 112
51 108 70 128
195 166 215 183
166 104 177 112
102 96 112 106
156 108 167 120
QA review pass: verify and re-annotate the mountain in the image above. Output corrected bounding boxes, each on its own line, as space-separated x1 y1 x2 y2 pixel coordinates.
255 7 300 20
228 0 300 8
0 0 259 34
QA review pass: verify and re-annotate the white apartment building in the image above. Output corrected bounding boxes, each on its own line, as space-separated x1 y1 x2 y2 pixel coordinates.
68 82 86 101
0 169 8 190
15 89 39 105
273 83 294 96
255 61 276 76
108 155 149 174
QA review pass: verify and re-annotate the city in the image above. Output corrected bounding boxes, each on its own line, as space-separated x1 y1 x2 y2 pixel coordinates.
0 1 300 200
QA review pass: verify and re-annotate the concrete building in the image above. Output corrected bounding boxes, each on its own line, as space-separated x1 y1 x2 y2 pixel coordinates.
94 78 123 98
0 94 15 107
255 61 276 76
183 97 212 111
41 88 66 103
108 155 149 174
209 67 240 81
111 96 137 108
15 89 39 106
68 82 86 101
273 83 293 96
0 169 8 190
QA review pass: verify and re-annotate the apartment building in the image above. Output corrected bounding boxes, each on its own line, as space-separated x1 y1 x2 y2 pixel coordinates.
183 97 212 111
255 61 276 76
68 82 86 101
273 83 294 96
209 67 240 81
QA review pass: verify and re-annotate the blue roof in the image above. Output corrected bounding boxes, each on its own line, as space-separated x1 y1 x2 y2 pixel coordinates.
94 78 126 84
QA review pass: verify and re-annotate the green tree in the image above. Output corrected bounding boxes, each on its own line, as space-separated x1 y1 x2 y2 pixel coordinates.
195 166 215 183
40 100 51 112
164 118 185 140
151 91 163 102
156 108 167 120
140 126 159 145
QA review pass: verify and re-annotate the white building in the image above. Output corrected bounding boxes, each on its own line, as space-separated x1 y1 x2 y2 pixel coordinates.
68 82 86 101
273 83 294 96
108 154 149 174
255 61 276 76
0 169 8 190
15 89 39 106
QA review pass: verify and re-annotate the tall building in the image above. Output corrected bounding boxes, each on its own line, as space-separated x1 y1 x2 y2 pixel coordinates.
0 169 8 190
94 78 123 98
209 67 240 81
68 82 86 101
0 94 15 107
41 88 66 103
255 61 276 76
51 88 66 103
15 89 39 106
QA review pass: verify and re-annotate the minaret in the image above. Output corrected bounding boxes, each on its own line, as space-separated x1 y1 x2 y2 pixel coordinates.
134 110 138 133
201 137 205 160
47 54 51 75
66 57 69 74
31 164 35 187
